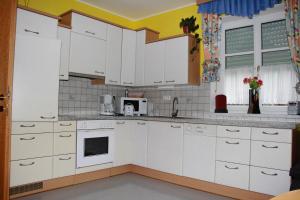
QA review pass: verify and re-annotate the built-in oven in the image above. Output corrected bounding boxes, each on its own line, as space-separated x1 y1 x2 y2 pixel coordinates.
76 121 114 168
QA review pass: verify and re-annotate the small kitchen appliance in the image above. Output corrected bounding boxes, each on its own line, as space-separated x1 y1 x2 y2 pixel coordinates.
99 95 115 116
124 104 134 116
117 97 147 116
288 101 300 115
215 94 228 113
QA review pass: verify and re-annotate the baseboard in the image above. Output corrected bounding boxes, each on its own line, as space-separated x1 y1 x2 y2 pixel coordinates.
9 164 273 200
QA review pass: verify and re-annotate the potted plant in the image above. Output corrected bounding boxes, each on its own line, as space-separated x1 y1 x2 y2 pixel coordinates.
179 16 201 54
243 76 263 114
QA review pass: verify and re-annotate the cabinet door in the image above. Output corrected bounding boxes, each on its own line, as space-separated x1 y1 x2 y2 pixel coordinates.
132 121 148 167
105 25 122 85
135 30 146 86
147 122 183 175
165 36 188 85
144 41 165 86
121 29 136 86
12 34 60 121
57 27 70 80
69 32 106 76
114 121 134 166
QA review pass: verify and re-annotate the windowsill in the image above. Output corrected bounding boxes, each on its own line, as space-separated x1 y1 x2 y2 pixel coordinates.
227 105 289 115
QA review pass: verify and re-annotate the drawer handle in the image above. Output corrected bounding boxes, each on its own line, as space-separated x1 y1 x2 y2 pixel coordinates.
262 131 279 135
262 144 278 149
94 70 104 75
196 130 204 133
20 137 35 141
20 124 35 128
59 157 72 161
261 171 278 176
24 29 39 35
225 129 240 133
137 122 146 125
225 141 240 145
171 125 181 128
123 82 133 85
19 162 35 167
116 121 125 125
153 81 162 84
59 123 72 127
109 80 118 83
85 30 95 35
225 165 239 170
40 116 56 119
59 134 72 138
166 80 176 83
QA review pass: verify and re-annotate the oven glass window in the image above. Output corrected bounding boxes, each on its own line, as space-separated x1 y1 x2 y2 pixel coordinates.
84 137 108 157
124 100 139 111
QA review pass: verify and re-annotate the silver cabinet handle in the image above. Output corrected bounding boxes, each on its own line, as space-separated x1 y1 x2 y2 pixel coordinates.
20 124 35 128
19 162 35 167
261 171 278 176
116 121 125 125
137 122 146 125
40 116 56 119
225 165 239 170
59 134 72 138
225 129 240 133
94 70 104 75
85 30 95 35
166 80 176 83
60 74 65 77
20 137 35 141
123 82 133 85
24 29 39 35
262 131 279 135
59 157 72 161
225 141 240 145
262 144 278 149
109 80 118 83
171 125 181 128
59 123 72 127
153 81 162 84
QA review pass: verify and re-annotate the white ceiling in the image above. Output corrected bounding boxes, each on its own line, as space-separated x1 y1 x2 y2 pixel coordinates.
79 0 196 21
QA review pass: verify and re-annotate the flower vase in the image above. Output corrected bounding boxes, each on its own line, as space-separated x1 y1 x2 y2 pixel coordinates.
248 89 260 114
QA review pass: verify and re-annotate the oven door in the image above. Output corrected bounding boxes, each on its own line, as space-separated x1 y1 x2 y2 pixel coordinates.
77 129 114 168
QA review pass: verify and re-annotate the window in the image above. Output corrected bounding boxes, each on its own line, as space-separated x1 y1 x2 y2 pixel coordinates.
222 7 297 108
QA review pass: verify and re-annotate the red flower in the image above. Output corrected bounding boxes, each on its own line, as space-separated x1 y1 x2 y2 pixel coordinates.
258 80 263 86
253 76 258 80
243 78 249 84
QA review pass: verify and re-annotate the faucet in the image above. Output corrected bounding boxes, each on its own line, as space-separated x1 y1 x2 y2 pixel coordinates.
172 97 179 118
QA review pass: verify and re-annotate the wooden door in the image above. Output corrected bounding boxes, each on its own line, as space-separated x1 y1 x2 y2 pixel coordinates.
0 0 17 199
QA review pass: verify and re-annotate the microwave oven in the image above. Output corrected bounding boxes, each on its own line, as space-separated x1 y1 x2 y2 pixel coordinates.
117 97 147 116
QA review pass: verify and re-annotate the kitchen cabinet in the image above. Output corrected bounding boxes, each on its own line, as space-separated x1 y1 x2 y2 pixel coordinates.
53 154 76 179
135 30 146 86
121 29 136 86
57 26 71 80
144 41 165 86
69 32 106 77
132 121 148 167
183 124 216 182
105 25 122 85
114 121 134 166
12 34 60 121
147 122 183 175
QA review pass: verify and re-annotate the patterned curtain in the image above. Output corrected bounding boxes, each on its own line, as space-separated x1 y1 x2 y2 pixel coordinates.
284 0 300 79
202 14 222 82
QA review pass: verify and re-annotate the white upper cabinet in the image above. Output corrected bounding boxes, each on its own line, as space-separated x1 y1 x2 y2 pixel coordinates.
105 25 122 85
164 36 189 85
69 32 106 77
57 27 71 80
71 13 107 40
121 29 136 86
12 34 60 121
135 30 146 86
144 41 165 86
16 8 58 39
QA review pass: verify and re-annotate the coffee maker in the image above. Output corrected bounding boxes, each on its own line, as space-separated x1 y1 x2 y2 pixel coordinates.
99 95 115 116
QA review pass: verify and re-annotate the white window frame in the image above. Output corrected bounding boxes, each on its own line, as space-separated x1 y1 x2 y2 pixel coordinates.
210 4 292 114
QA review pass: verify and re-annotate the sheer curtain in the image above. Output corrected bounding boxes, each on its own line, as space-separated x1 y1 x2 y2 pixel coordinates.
260 64 298 105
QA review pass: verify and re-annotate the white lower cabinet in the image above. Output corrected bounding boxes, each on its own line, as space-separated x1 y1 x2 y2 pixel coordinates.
132 121 148 167
147 122 183 175
53 132 76 155
10 157 52 187
215 161 249 190
53 154 76 179
250 166 290 196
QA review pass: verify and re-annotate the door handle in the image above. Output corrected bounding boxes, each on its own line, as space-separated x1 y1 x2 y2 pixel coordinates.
0 106 6 112
0 94 8 101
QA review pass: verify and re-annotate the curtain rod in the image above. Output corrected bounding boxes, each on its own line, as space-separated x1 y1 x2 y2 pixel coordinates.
196 0 212 5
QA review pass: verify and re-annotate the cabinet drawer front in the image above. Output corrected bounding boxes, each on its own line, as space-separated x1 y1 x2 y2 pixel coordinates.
17 9 58 38
215 161 249 190
10 157 52 187
250 166 290 196
53 154 76 179
72 13 107 40
184 123 217 137
252 128 292 143
11 133 53 160
251 141 291 170
216 138 250 165
12 122 53 134
53 132 76 155
217 126 251 139
54 121 76 132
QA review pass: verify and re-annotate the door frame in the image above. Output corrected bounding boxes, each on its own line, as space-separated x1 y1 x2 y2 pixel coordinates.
0 0 17 199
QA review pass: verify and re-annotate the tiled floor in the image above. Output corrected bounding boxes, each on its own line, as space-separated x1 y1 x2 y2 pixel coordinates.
17 173 233 200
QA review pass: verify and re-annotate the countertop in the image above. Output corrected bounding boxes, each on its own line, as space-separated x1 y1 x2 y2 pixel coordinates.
59 114 300 129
